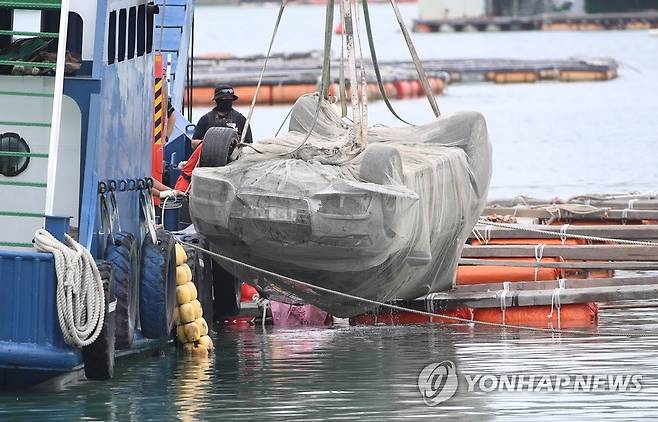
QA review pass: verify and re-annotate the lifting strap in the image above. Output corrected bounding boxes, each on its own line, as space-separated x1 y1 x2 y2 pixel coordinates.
361 0 413 125
389 0 441 117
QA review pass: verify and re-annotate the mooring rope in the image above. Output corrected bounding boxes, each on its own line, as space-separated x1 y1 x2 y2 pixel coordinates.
477 218 658 247
179 240 645 338
34 229 105 347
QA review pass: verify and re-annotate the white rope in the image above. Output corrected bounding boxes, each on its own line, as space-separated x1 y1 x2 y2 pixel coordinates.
534 243 546 281
548 279 566 330
477 218 658 247
498 281 510 325
34 229 105 347
484 224 492 245
559 223 570 245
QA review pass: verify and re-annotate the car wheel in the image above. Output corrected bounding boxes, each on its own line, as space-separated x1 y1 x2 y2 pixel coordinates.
358 144 404 185
199 127 239 168
140 229 177 339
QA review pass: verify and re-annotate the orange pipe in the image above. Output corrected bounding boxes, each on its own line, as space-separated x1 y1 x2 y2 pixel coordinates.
470 238 586 246
350 307 473 325
393 80 412 99
270 84 317 104
473 303 598 328
456 258 561 285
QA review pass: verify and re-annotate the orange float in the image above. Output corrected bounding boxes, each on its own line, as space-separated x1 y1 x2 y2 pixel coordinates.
457 257 561 285
473 303 598 328
470 238 586 246
383 82 397 98
270 83 317 104
393 80 412 99
429 77 444 94
351 307 473 326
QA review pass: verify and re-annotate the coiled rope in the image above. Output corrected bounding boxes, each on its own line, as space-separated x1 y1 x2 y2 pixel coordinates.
34 229 105 347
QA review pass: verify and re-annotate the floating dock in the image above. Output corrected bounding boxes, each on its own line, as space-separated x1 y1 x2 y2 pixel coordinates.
413 11 658 33
369 193 658 328
188 53 618 106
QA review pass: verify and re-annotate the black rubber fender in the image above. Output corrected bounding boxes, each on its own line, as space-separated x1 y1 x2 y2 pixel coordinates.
105 232 140 348
212 260 242 319
199 127 238 168
82 261 116 381
178 233 215 325
140 229 177 339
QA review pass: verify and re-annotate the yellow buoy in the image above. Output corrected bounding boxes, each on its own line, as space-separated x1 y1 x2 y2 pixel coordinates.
186 281 198 301
176 264 192 286
190 344 208 358
199 335 214 351
176 325 188 343
175 243 187 266
176 284 193 305
179 302 196 324
191 299 203 319
195 317 209 336
183 321 201 342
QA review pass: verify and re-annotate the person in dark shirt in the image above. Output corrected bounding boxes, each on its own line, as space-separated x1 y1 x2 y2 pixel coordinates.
191 84 252 149
175 85 252 193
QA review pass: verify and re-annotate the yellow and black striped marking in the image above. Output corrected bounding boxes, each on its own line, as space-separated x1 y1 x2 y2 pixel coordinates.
153 77 164 144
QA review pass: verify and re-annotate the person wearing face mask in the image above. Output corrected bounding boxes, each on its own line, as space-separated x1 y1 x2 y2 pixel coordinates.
175 84 253 192
190 84 252 149
174 85 252 227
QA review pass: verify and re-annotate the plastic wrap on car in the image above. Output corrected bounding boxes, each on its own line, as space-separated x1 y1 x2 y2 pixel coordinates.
190 94 492 317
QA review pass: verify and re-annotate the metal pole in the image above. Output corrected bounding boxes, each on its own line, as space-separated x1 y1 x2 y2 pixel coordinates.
45 0 70 216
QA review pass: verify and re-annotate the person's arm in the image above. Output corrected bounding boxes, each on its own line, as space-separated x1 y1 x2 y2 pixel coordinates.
151 179 185 198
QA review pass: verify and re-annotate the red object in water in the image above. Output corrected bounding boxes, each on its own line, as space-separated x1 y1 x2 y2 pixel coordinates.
240 283 259 302
334 22 343 35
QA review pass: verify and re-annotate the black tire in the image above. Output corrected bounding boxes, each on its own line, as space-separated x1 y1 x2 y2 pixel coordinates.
83 261 116 381
140 229 177 339
178 233 215 325
105 232 140 348
199 127 238 168
212 261 242 319
358 144 404 185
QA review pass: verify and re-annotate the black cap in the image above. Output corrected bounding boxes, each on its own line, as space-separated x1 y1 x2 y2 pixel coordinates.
213 84 238 101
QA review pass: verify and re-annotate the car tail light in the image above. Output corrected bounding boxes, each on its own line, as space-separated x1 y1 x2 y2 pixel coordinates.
315 193 372 216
